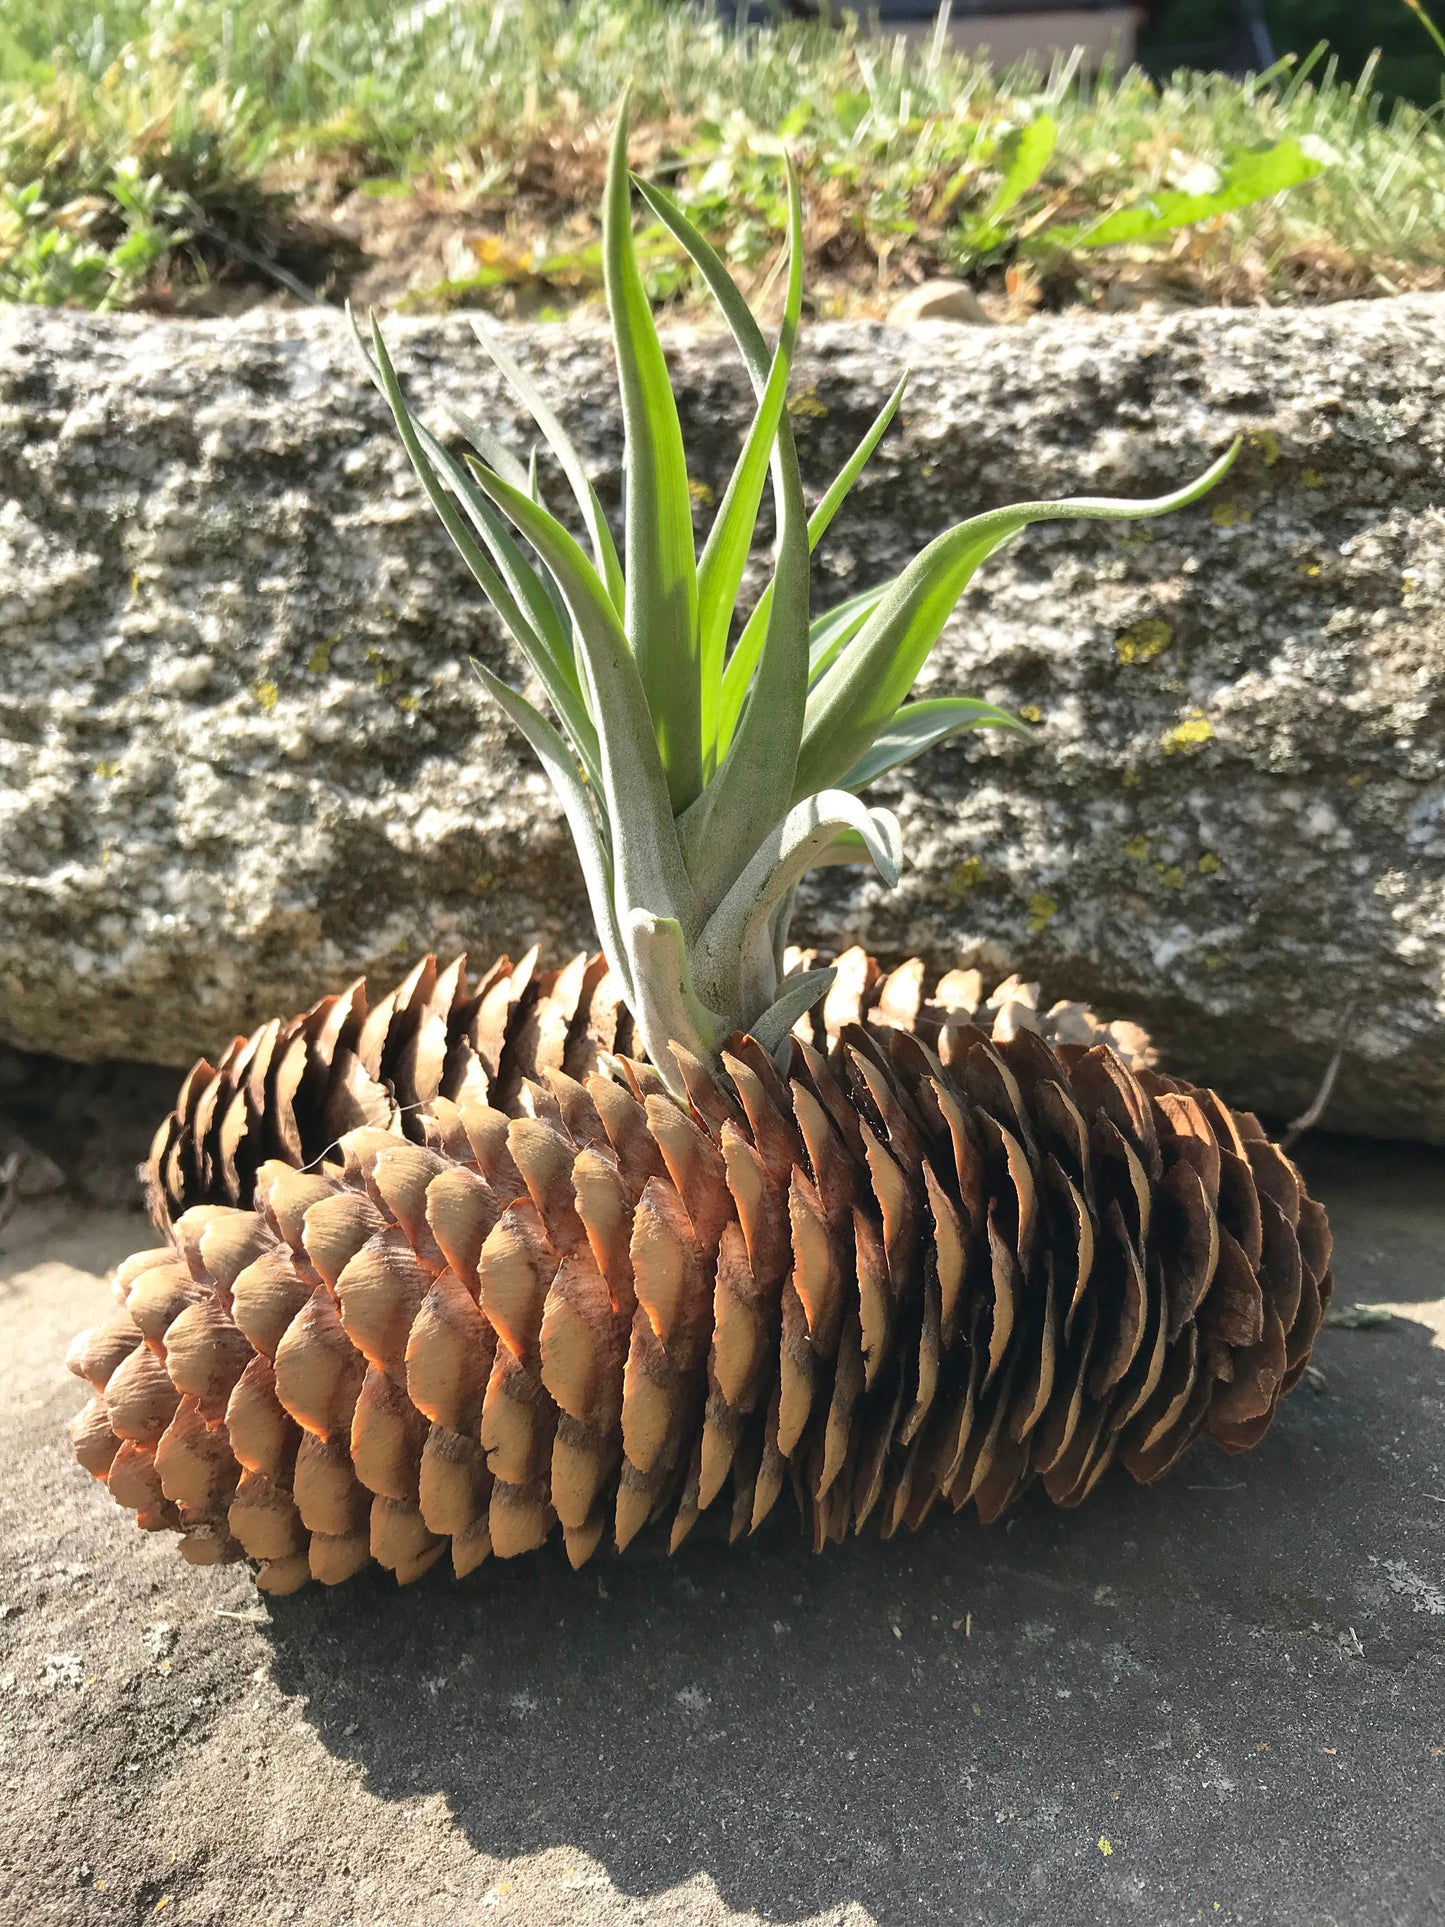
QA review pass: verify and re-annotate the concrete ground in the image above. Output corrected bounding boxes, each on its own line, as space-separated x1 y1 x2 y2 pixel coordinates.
1 1137 1441 1927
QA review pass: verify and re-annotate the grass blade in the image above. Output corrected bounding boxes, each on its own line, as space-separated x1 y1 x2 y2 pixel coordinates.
604 99 702 812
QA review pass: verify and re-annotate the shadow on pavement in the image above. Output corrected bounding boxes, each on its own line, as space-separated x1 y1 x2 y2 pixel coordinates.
263 1137 1445 1926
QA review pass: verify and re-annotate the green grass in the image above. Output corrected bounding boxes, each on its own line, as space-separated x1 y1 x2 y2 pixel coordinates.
2 0 1442 314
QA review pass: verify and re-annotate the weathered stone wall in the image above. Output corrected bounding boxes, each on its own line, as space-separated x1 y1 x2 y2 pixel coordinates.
2 295 1442 1137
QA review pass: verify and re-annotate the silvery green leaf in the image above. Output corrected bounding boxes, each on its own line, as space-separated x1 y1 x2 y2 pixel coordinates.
748 967 837 1057
466 323 626 611
462 457 696 935
440 440 574 670
770 882 798 981
470 659 628 998
840 696 1028 791
795 442 1240 799
624 909 726 1096
354 309 600 787
693 790 902 1017
799 373 910 551
446 401 531 492
693 160 804 769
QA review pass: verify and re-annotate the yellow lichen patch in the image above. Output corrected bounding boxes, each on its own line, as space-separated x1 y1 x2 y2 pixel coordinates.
1018 703 1043 724
1161 713 1214 755
472 869 499 892
1301 467 1324 489
253 681 279 713
397 694 420 713
947 856 986 900
1249 429 1282 467
1115 617 1171 665
1211 502 1251 529
366 647 398 689
1154 863 1184 889
1027 892 1059 933
307 639 334 673
1204 953 1221 971
1122 769 1141 788
787 385 828 419
687 477 714 509
1197 852 1222 875
94 759 122 780
1346 773 1368 789
1124 834 1148 860
1098 1838 1114 1857
1298 559 1322 577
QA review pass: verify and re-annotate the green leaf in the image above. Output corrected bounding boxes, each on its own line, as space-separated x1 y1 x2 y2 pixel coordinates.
637 171 813 913
838 696 1027 791
807 583 889 687
468 319 625 610
604 100 702 812
800 374 910 552
470 659 627 995
693 156 804 771
1042 139 1326 252
462 457 697 936
986 114 1058 223
717 374 908 757
794 442 1240 801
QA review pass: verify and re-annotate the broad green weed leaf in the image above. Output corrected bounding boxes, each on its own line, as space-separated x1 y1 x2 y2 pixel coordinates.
1043 138 1326 251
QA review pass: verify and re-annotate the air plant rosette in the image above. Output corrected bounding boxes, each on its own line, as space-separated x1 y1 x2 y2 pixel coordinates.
65 107 1333 1594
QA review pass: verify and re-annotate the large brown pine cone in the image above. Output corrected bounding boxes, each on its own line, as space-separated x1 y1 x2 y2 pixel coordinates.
70 952 1330 1594
144 945 1154 1229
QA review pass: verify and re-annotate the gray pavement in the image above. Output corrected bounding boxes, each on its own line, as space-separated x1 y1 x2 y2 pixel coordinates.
2 1136 1441 1926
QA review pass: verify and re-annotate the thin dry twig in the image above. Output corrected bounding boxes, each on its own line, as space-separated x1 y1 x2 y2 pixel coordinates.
1280 1011 1354 1151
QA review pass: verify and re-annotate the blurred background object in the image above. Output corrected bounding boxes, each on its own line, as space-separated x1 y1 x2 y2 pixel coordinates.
717 0 1434 99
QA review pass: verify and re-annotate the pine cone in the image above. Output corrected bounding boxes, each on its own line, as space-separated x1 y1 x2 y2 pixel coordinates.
144 945 1154 1228
71 967 1329 1593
